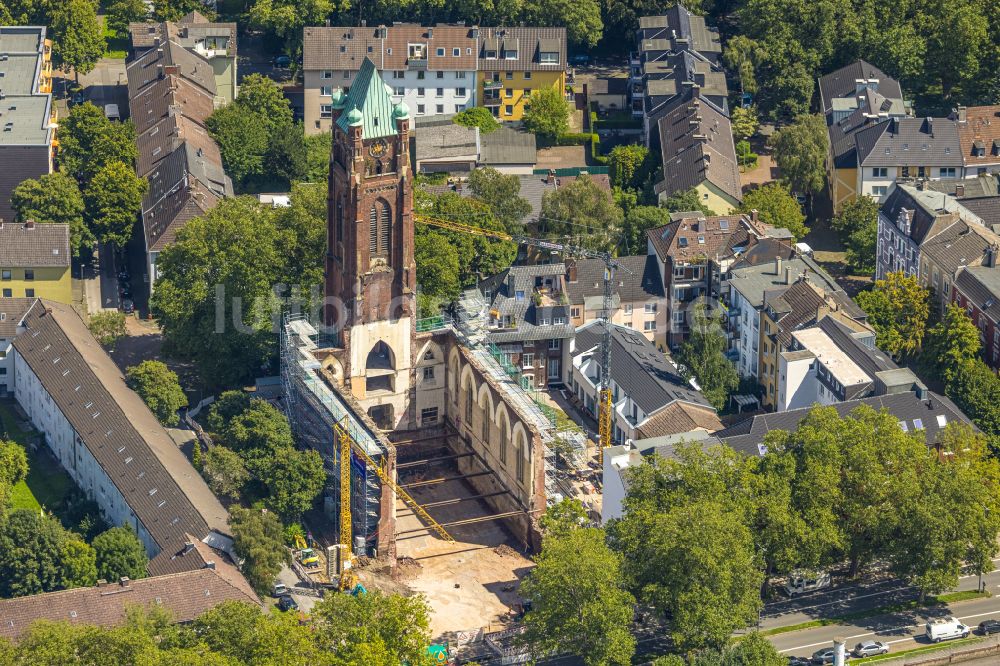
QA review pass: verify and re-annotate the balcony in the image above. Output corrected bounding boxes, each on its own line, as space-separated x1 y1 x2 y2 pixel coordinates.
407 57 427 70
629 52 640 66
483 80 503 90
483 97 501 107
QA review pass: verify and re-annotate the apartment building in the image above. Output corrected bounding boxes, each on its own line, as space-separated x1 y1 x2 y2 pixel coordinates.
481 263 575 388
855 117 962 202
0 26 55 225
566 321 721 446
629 4 726 145
0 299 33 396
128 12 238 105
952 105 1000 177
565 255 666 347
952 264 1000 369
876 183 985 280
654 90 741 213
477 26 566 122
303 24 480 133
918 218 1000 313
818 60 907 213
0 221 71 304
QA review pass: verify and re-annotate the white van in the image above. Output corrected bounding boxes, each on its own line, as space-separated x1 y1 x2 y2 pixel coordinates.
784 571 831 596
104 104 121 121
925 617 969 643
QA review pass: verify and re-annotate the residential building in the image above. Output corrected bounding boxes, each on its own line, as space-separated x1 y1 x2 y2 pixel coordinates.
646 210 776 347
586 76 628 113
0 299 34 396
776 315 909 412
757 276 869 410
855 117 962 202
126 35 233 288
952 265 1000 369
0 221 71 303
715 385 971 457
566 321 722 447
876 183 985 280
128 12 238 105
726 253 844 379
629 3 725 144
481 263 575 388
412 116 536 174
0 537 259 641
303 24 480 133
12 300 232 562
564 255 666 347
0 26 55 224
654 90 741 212
477 26 567 122
918 218 1000 313
952 105 1000 177
818 60 907 213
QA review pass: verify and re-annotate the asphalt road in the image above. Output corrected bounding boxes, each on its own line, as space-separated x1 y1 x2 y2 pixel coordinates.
770 562 1000 661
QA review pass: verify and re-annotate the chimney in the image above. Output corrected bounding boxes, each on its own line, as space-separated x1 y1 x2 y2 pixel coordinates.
96 579 108 588
926 116 933 137
183 541 195 554
750 208 759 224
204 561 216 570
428 27 434 38
955 183 965 197
989 243 1000 268
785 266 793 285
359 19 365 26
566 260 578 283
163 65 179 77
24 219 35 229
691 85 701 100
774 257 782 276
957 106 968 124
546 168 556 185
119 577 130 587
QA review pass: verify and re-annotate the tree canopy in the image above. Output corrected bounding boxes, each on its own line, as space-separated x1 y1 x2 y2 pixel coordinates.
523 88 571 140
453 107 500 134
831 196 879 274
769 115 828 197
10 172 90 255
229 506 289 595
675 304 738 412
84 161 147 248
126 361 188 427
856 272 930 361
50 0 105 77
0 509 97 597
739 183 807 241
538 174 623 252
467 167 532 230
92 527 149 583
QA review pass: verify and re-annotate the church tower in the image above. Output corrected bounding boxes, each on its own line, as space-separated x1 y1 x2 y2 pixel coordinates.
325 58 416 430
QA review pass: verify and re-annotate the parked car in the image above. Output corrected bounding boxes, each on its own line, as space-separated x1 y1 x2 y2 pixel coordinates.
104 104 121 121
784 571 831 596
788 657 811 666
276 595 298 612
272 583 289 598
121 299 135 314
979 619 1000 635
925 617 969 643
70 90 86 106
852 640 888 657
273 55 291 68
810 648 848 664
569 54 590 66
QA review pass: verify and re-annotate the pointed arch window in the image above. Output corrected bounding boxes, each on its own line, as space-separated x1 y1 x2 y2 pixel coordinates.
369 200 392 261
465 383 474 422
481 402 490 443
515 435 524 484
499 419 508 465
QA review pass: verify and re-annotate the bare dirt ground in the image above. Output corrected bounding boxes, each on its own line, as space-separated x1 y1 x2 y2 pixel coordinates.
536 145 587 169
389 455 534 639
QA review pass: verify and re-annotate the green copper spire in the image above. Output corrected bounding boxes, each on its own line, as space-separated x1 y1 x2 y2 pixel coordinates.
334 57 399 139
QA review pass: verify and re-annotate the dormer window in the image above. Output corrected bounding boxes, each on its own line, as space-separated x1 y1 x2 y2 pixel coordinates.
540 51 559 64
408 44 427 58
503 49 518 59
485 50 497 59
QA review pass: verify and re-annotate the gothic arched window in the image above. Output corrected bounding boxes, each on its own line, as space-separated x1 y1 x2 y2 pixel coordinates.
369 200 391 261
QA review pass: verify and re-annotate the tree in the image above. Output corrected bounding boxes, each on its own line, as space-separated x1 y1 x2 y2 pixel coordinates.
675 304 738 412
265 123 308 184
415 229 461 314
539 174 623 252
233 74 295 134
263 448 326 521
608 144 651 191
150 198 284 388
739 183 807 241
523 0 602 47
229 506 289 595
947 359 1000 444
662 187 714 216
311 589 433 666
622 205 670 255
722 632 785 665
832 196 879 274
88 310 128 348
730 106 760 142
855 272 930 361
539 497 588 536
0 439 28 509
191 600 320 664
304 132 332 183
92 527 149 582
724 36 761 97
206 104 269 186
221 400 294 455
84 161 147 247
50 0 105 78
925 304 982 386
769 114 827 197
59 103 138 182
612 499 761 650
11 172 90 255
107 0 149 38
522 527 636 666
0 510 96 597
203 390 253 434
247 0 334 42
201 446 250 500
467 167 532 229
453 107 500 134
125 360 188 427
522 87 570 140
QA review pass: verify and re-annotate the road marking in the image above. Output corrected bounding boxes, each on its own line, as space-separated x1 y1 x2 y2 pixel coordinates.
779 609 1000 653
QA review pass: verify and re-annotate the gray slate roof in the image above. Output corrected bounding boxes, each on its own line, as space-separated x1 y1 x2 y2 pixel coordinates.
880 184 984 247
413 114 478 160
0 222 70 267
566 255 664 305
856 117 962 167
955 265 1000 322
0 298 35 337
12 301 229 552
818 60 904 113
480 126 536 166
919 220 997 275
728 254 842 309
717 389 970 457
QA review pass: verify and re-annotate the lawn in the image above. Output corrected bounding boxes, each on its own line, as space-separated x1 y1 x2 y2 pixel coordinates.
103 24 127 59
0 401 74 513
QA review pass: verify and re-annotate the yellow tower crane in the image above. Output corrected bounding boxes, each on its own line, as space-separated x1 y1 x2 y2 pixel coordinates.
414 214 624 463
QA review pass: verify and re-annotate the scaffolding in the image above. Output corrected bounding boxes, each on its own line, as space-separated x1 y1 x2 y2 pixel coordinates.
280 313 387 555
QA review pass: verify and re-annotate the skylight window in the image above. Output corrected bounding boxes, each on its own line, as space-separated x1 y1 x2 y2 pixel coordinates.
912 418 924 430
